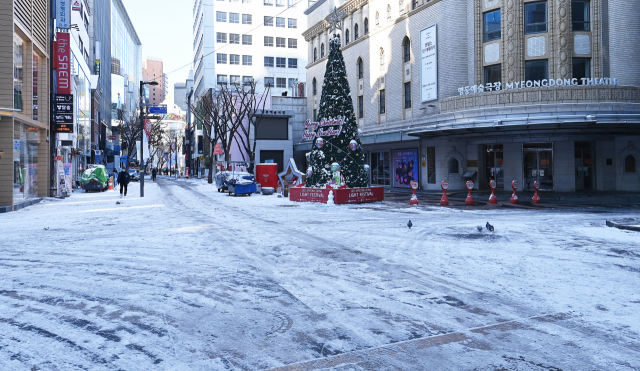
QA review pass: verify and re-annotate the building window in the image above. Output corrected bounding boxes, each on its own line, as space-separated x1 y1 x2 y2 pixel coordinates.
525 59 548 80
230 54 240 65
276 37 286 48
387 5 391 22
483 9 501 42
358 95 364 118
449 158 459 174
404 82 411 109
265 77 274 87
572 58 590 81
572 0 590 31
375 12 380 27
264 36 273 47
216 32 227 43
263 0 273 5
217 75 228 86
313 47 317 61
412 0 418 10
484 64 502 84
230 33 240 44
276 0 284 6
345 29 350 44
242 14 252 24
276 17 285 27
371 152 391 185
402 37 410 62
379 89 386 114
321 43 325 57
313 109 317 121
264 16 273 26
243 76 253 86
288 38 297 48
625 155 637 173
525 1 547 34
399 0 404 13
288 58 297 68
242 35 252 45
264 56 274 67
276 57 286 68
216 11 227 22
230 75 240 85
288 18 297 28
288 78 296 89
364 18 369 34
354 24 359 39
276 78 286 88
379 48 385 71
229 13 239 23
217 53 227 64
312 78 317 95
358 58 363 79
242 55 253 65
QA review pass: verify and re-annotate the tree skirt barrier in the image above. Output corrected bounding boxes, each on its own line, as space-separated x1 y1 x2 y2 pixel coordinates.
290 186 384 204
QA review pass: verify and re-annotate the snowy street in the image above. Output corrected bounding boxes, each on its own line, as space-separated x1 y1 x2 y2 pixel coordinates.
1 178 639 370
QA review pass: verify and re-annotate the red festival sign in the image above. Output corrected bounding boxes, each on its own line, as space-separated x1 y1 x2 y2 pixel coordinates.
55 33 71 95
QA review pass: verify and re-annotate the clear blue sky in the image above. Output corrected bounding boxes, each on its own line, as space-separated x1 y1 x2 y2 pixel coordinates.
122 0 193 96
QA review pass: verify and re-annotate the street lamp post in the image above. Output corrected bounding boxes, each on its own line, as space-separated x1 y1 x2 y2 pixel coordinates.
139 80 158 197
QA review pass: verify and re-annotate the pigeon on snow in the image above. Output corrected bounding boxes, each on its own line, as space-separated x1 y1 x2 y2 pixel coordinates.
476 226 483 232
407 220 413 229
486 222 494 232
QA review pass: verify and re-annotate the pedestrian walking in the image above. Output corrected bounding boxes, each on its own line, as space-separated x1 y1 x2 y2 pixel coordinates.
152 168 157 181
117 169 131 198
112 169 119 189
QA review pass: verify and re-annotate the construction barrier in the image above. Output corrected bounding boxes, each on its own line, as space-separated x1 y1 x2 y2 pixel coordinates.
440 181 449 206
510 180 519 204
108 177 114 190
489 180 498 204
532 181 541 203
410 181 419 206
465 181 474 205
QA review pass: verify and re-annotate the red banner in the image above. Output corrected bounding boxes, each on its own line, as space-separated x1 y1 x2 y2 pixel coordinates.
55 33 71 95
144 120 152 136
290 186 384 204
213 143 223 155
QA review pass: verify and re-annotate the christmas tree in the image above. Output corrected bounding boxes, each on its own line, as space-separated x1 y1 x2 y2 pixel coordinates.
306 18 369 188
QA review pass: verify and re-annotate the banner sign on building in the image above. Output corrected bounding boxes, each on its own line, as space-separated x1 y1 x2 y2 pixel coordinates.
53 94 74 133
420 25 438 102
72 0 81 11
55 32 71 94
56 0 70 29
393 149 419 188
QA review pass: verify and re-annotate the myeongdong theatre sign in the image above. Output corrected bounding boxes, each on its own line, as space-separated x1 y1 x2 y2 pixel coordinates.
458 77 620 95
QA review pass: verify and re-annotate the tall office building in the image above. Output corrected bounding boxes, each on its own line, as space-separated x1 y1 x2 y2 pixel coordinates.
143 56 166 104
192 0 308 98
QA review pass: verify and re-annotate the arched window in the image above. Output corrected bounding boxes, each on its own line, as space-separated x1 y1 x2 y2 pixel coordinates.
354 24 359 39
375 12 379 27
313 47 317 62
320 43 325 57
449 158 459 174
379 48 385 71
312 78 317 95
402 36 410 63
345 29 350 44
364 18 369 34
357 57 363 79
625 155 637 173
387 5 391 22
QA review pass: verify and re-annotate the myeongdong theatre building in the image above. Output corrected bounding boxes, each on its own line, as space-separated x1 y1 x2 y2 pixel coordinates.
302 0 640 192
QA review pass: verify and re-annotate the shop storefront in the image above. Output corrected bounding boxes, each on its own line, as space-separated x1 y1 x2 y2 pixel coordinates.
13 123 40 202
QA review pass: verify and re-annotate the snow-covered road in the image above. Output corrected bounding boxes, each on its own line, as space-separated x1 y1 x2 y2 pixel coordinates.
1 177 639 370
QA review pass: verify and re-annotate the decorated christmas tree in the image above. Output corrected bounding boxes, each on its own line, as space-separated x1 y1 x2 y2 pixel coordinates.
305 10 369 188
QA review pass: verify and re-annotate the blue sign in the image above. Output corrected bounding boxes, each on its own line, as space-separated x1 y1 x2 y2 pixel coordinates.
120 155 129 163
149 106 167 114
95 154 102 163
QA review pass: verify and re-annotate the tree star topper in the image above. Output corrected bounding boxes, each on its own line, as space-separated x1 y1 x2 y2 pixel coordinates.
327 7 346 34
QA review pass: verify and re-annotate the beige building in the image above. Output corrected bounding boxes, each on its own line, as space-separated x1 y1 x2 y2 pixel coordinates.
0 0 50 212
302 0 640 193
143 56 167 104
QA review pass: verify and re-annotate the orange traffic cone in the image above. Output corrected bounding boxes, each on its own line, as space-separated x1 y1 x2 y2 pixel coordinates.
108 177 114 190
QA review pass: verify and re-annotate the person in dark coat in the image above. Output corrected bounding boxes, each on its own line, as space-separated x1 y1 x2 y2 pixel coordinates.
117 169 131 197
152 168 157 181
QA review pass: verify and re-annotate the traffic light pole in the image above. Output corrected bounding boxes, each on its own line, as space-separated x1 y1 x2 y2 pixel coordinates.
139 81 145 197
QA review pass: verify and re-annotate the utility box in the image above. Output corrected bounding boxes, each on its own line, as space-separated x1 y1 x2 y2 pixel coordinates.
256 163 279 189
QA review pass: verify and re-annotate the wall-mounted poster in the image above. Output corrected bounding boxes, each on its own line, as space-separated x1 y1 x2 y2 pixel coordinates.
420 24 438 102
393 149 419 188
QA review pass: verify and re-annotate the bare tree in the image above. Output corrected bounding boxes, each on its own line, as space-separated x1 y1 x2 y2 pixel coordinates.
117 102 142 173
232 80 270 174
146 119 166 170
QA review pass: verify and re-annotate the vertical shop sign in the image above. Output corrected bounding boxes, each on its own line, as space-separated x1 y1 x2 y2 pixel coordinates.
72 0 81 11
55 33 71 94
56 0 70 29
64 163 73 195
420 25 438 102
393 149 419 188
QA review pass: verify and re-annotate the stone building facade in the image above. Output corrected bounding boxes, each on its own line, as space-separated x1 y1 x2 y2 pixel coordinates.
302 0 640 192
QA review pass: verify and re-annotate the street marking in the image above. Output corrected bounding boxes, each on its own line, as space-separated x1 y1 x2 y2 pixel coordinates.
80 205 165 213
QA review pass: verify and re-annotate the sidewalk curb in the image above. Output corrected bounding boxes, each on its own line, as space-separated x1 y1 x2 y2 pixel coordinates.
606 219 640 232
